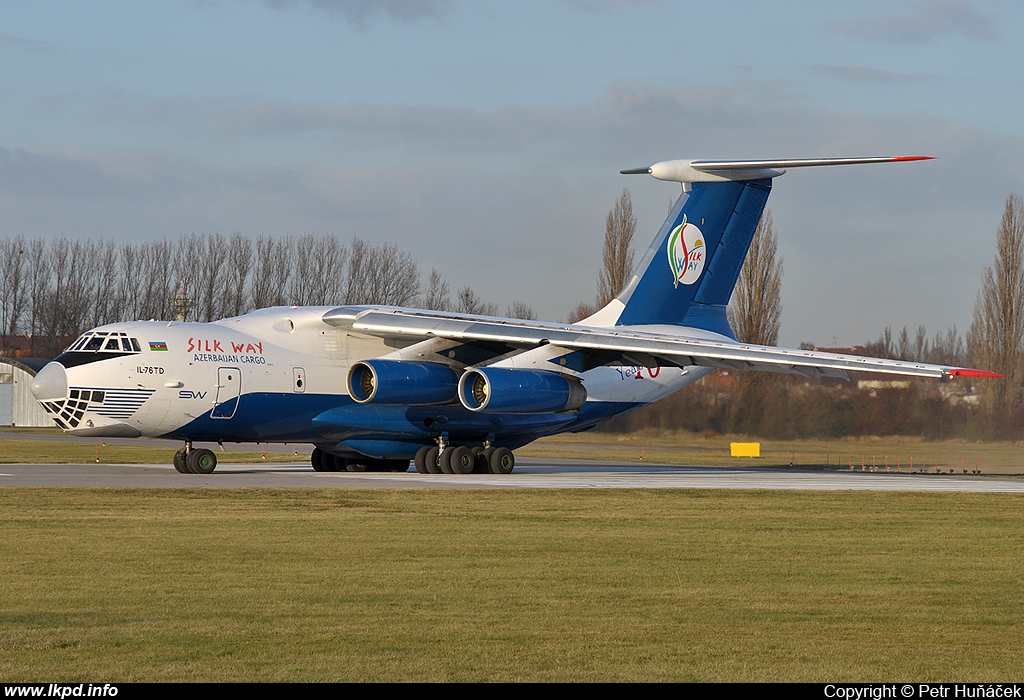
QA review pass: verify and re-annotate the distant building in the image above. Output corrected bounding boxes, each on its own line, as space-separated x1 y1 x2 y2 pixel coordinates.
0 358 53 427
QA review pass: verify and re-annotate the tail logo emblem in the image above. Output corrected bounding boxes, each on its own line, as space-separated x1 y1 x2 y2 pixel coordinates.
667 215 705 287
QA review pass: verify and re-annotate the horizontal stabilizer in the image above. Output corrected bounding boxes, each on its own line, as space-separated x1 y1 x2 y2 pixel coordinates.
621 156 933 184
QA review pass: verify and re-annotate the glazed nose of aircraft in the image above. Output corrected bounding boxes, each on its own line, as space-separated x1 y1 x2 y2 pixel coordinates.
30 362 69 401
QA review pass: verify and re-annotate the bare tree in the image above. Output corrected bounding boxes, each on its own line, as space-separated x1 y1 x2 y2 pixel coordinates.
455 286 497 316
0 236 27 338
251 235 292 309
223 232 254 316
423 268 450 311
138 239 175 320
596 188 636 307
969 193 1024 413
727 210 783 345
505 300 536 320
88 240 120 327
929 325 965 366
26 238 49 354
567 301 596 323
366 241 420 306
290 234 318 307
913 325 929 363
308 235 345 305
343 237 419 306
896 325 912 360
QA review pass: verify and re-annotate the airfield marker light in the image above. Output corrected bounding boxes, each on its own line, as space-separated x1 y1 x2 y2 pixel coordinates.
897 456 901 472
293 444 298 456
885 455 889 472
95 445 99 463
261 443 266 460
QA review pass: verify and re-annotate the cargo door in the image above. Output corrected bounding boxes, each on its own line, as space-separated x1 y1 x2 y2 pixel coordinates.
211 367 241 419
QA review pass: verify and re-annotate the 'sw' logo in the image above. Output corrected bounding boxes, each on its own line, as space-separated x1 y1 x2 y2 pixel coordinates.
667 215 706 287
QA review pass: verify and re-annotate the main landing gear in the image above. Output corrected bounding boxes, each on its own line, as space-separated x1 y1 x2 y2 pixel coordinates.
172 442 218 475
310 447 409 473
412 442 515 475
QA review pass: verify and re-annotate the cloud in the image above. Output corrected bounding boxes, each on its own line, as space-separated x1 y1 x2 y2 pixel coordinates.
827 0 996 43
811 65 936 84
257 0 453 24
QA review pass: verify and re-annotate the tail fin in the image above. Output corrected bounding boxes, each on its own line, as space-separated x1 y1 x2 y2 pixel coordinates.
605 156 933 335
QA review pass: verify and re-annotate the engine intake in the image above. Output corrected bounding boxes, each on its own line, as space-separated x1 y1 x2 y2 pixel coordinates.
347 360 458 405
458 368 587 413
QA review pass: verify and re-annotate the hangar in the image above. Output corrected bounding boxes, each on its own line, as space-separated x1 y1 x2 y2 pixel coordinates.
1 358 52 427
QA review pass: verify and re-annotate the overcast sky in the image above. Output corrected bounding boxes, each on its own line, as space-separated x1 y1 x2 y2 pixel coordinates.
3 0 1023 346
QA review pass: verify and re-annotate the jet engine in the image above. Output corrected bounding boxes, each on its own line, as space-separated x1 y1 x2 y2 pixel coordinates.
347 360 459 405
458 367 587 413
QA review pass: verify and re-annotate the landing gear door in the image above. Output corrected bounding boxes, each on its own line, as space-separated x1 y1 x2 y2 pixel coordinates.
211 367 241 419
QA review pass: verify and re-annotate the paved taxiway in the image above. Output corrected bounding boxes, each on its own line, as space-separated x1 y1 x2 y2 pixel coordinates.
1 458 1023 491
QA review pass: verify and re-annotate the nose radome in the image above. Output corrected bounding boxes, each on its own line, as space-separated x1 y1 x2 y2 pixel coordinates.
30 362 68 401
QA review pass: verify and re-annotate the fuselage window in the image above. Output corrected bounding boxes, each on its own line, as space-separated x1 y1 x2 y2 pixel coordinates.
105 338 120 351
121 338 133 352
83 337 104 352
130 338 141 352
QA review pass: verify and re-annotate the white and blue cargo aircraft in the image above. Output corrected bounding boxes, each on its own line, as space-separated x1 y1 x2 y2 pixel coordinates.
30 156 998 475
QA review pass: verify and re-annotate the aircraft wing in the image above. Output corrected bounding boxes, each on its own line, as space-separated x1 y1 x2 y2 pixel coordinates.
323 307 999 381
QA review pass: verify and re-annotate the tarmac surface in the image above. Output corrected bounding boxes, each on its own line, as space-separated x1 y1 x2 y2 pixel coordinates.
2 457 1023 491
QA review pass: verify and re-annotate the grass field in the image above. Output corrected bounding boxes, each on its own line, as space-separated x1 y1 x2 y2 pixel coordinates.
2 488 1023 682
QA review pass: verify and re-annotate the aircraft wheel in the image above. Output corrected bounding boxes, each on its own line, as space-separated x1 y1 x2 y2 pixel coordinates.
449 446 475 475
173 448 189 474
489 447 514 475
438 448 455 474
187 448 217 475
414 446 431 473
425 447 441 474
311 447 328 472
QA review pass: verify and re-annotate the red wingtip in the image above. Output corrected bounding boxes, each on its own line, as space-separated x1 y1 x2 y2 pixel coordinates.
947 368 1003 378
892 156 935 162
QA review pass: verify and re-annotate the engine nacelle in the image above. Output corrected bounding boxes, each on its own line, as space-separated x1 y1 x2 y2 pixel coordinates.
458 367 587 413
347 360 459 405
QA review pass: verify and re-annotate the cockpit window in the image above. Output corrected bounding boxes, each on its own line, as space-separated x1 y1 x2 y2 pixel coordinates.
65 331 142 355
